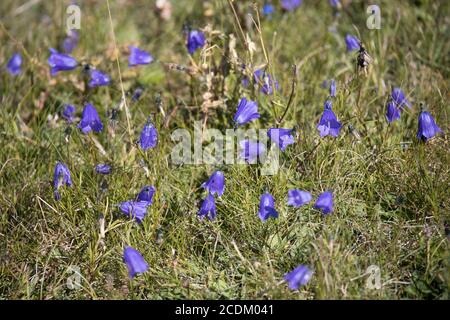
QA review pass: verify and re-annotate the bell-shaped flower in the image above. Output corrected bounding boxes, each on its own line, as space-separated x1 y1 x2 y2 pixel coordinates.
88 69 111 88
119 201 149 223
258 192 279 222
254 69 279 95
137 185 156 204
313 191 334 215
138 120 158 150
62 30 79 54
53 162 72 200
128 46 154 67
284 265 313 290
317 100 342 137
281 0 302 11
391 87 411 109
345 34 360 52
417 111 442 142
233 97 260 126
201 171 225 197
198 194 217 220
187 30 206 55
267 128 295 151
386 101 401 123
6 53 22 76
77 103 103 134
123 246 149 279
48 48 78 75
287 190 312 207
62 104 76 123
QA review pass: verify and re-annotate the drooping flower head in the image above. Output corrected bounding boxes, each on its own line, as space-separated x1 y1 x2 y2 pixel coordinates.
386 101 401 123
53 162 72 200
287 189 312 207
198 194 217 220
201 171 225 197
119 201 149 223
6 53 22 76
239 140 266 163
62 30 79 54
284 265 313 290
186 30 206 55
123 246 149 279
258 192 279 222
267 128 295 151
48 48 78 76
88 69 111 88
391 87 411 109
233 98 260 126
317 100 342 137
128 46 154 67
77 103 103 134
313 191 334 215
254 69 279 95
138 119 158 150
281 0 302 11
137 185 156 204
417 110 442 142
95 164 112 175
330 79 336 98
345 34 360 52
62 104 76 123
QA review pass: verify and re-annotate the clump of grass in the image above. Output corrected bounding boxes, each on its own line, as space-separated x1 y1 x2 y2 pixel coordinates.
0 0 448 299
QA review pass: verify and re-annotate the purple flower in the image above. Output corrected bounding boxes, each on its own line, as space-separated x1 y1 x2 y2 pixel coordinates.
262 4 275 16
313 191 334 215
284 265 313 290
137 185 156 204
77 103 103 134
201 171 225 197
254 69 279 95
417 111 442 142
386 101 401 123
391 87 411 109
53 162 72 200
287 190 312 207
239 140 266 163
317 100 342 137
88 69 111 87
187 30 206 55
48 48 78 76
6 53 22 76
119 201 149 223
131 87 144 102
258 192 279 222
123 246 149 279
345 34 360 52
95 164 112 175
62 104 76 123
138 120 158 150
267 128 295 151
233 98 260 125
198 194 217 220
281 0 302 11
62 30 79 54
330 79 336 98
330 0 340 8
128 46 154 67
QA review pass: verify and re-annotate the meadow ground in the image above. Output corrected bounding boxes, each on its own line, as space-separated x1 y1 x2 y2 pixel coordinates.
0 0 449 299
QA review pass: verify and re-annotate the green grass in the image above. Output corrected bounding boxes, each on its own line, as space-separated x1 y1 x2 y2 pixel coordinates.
0 0 449 299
